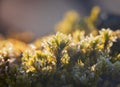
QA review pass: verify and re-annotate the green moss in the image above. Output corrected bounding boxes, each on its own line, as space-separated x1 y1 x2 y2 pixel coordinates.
0 7 120 87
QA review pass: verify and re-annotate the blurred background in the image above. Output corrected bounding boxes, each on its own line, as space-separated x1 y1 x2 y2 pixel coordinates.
0 0 120 41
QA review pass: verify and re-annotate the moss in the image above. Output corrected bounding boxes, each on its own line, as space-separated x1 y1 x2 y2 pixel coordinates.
0 7 120 87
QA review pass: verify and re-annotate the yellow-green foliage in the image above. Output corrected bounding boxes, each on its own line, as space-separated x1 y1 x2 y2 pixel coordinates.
0 7 120 87
22 29 119 87
55 6 100 35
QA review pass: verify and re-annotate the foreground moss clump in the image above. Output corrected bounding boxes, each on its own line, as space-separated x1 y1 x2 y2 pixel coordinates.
0 7 120 87
23 29 120 87
0 29 119 87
